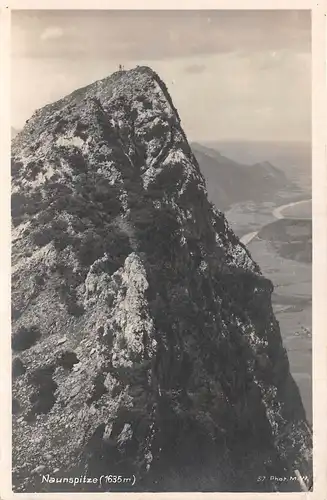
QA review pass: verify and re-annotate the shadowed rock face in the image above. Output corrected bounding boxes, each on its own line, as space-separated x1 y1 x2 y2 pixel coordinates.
11 66 312 492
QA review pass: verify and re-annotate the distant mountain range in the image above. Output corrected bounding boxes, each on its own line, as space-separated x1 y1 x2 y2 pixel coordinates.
192 142 294 211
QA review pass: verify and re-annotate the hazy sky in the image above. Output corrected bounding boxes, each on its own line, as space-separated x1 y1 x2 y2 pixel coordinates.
11 10 311 142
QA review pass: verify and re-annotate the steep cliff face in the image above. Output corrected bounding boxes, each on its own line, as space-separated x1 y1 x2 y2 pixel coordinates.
11 66 312 492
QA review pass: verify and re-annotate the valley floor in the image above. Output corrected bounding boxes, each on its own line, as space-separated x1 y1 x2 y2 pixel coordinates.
225 196 312 424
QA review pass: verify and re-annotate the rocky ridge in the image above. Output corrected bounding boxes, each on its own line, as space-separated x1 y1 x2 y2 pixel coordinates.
11 66 312 492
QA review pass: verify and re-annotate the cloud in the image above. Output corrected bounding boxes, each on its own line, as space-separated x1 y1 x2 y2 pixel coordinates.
184 63 206 74
13 10 310 61
40 26 64 41
254 107 274 117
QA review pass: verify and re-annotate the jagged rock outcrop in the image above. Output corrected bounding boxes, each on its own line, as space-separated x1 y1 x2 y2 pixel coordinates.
11 66 312 492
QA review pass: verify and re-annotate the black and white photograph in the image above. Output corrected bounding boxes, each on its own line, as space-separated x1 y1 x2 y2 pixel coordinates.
5 5 323 495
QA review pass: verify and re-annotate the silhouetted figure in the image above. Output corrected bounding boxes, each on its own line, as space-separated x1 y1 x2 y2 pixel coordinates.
119 64 122 71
